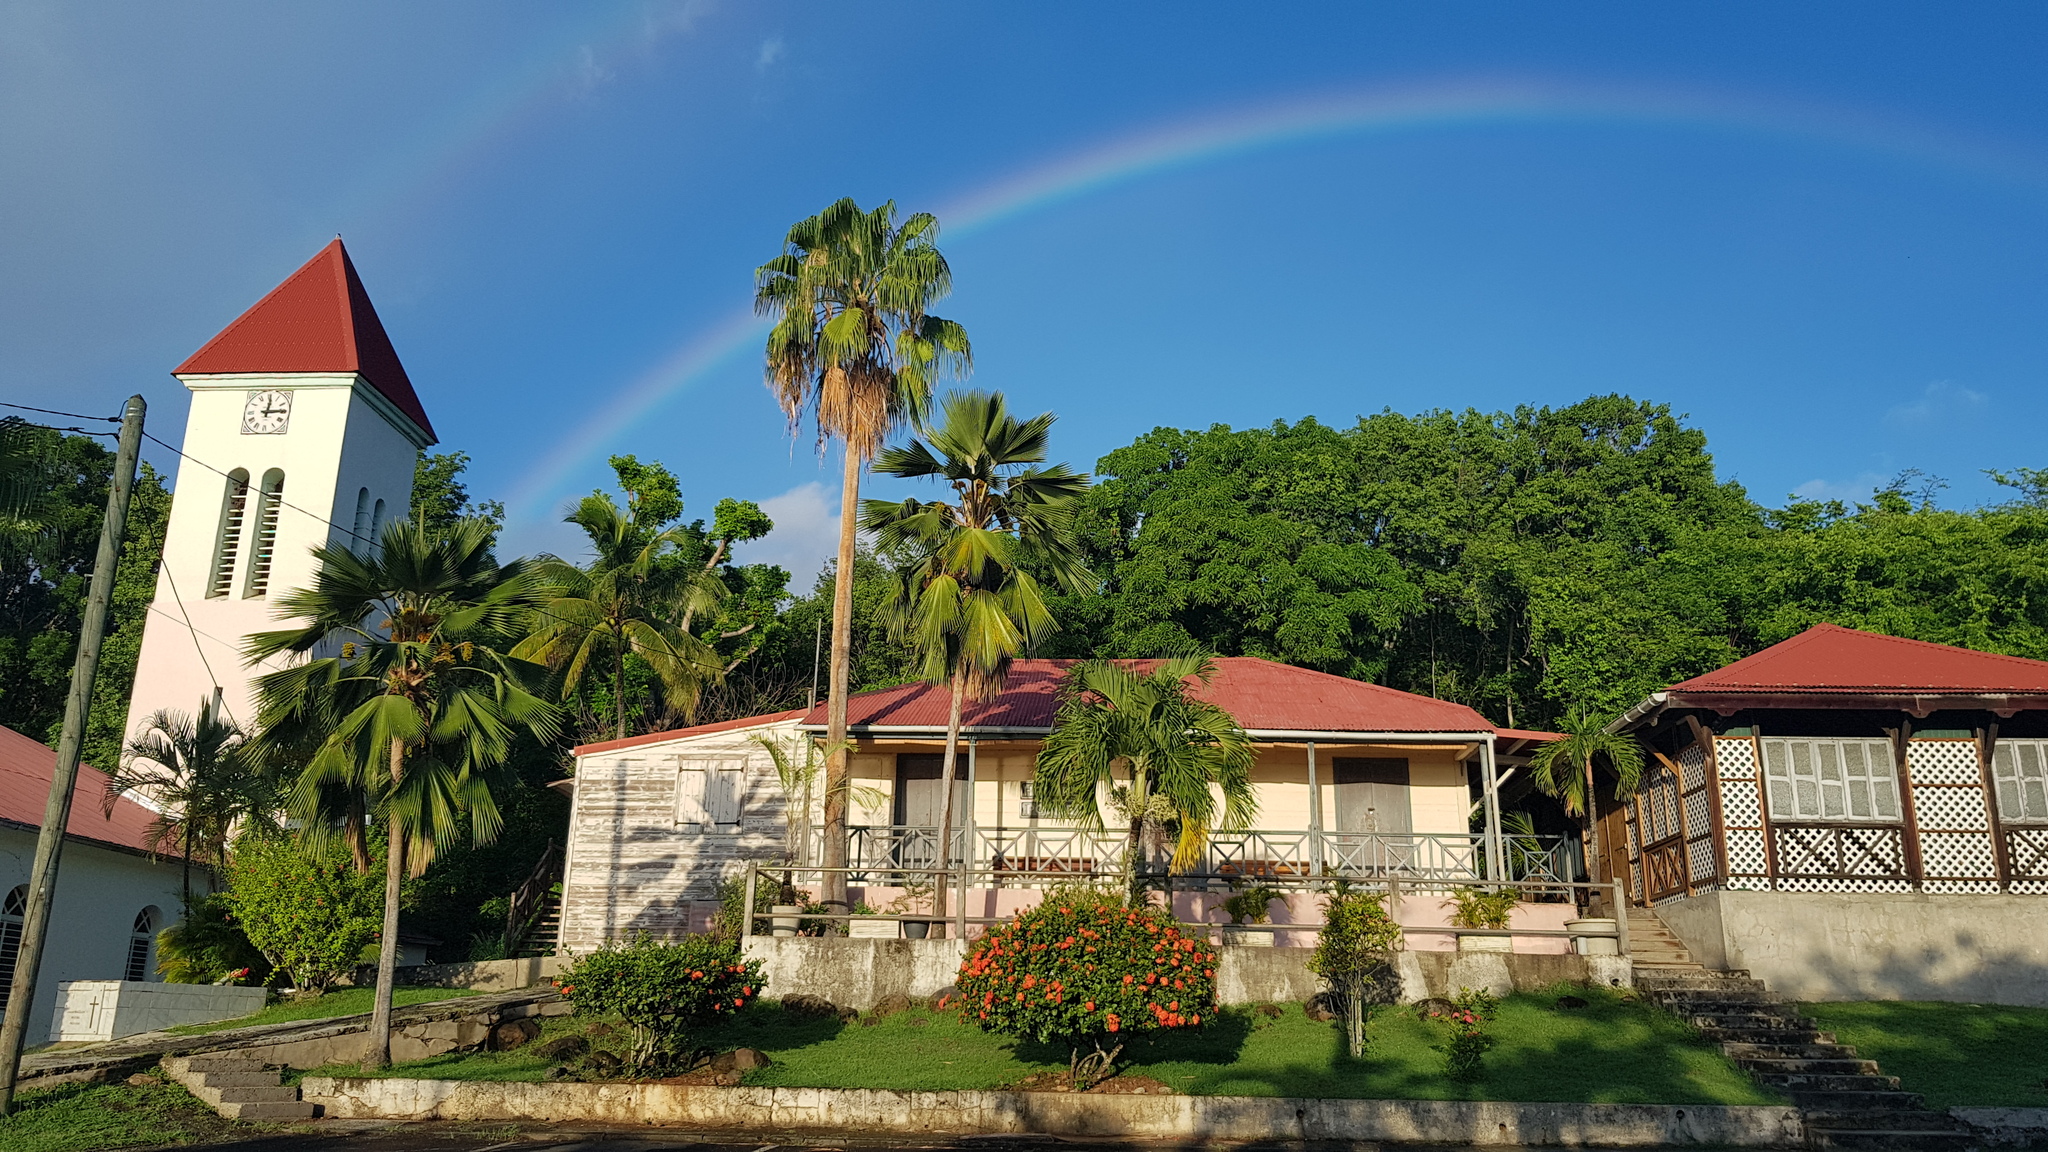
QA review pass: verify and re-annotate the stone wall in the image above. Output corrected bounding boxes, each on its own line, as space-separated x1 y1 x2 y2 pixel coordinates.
50 980 268 1042
1654 890 2048 1006
742 938 1629 1012
346 955 564 992
300 1078 1802 1145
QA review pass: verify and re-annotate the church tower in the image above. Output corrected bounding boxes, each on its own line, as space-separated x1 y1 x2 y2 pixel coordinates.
124 239 435 745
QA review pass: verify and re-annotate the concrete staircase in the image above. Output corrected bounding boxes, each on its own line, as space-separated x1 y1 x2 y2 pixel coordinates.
161 1053 314 1121
1630 909 1972 1150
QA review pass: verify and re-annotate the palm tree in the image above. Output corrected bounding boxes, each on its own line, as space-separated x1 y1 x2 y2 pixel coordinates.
1528 715 1645 886
756 197 971 907
514 492 728 741
1033 656 1258 893
246 515 561 1070
105 697 275 906
861 391 1092 918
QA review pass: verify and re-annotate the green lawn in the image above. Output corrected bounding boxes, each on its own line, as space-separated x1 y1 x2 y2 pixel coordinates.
338 985 1779 1105
167 985 484 1035
0 1078 262 1152
1800 1000 2048 1110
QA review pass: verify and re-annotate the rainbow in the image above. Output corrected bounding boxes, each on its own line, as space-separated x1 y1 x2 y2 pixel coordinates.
506 75 2048 520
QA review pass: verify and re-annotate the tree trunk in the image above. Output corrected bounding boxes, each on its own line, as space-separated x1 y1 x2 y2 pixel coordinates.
932 663 967 926
819 447 862 910
1581 754 1603 885
614 632 628 742
347 796 371 875
181 822 192 909
364 737 405 1072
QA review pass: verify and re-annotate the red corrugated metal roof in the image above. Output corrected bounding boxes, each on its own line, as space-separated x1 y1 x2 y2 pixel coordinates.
573 709 808 756
175 239 436 442
1671 623 2048 695
0 725 174 857
790 657 1496 734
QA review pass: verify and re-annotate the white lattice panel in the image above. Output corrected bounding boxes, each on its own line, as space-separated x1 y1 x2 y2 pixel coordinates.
1629 861 1642 895
2012 879 2048 894
1722 778 1763 830
1726 827 1768 876
1918 831 1997 879
1687 837 1717 881
1685 793 1711 835
1907 740 1981 786
1716 738 1757 779
1726 875 1768 891
1923 878 2002 894
1625 813 1637 854
1777 877 1915 893
1913 787 1990 831
2009 828 2048 880
1679 743 1707 791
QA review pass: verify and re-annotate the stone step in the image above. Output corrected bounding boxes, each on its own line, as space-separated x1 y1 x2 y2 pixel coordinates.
1689 1012 1814 1032
182 1070 278 1088
1736 1056 1881 1076
1787 1090 1928 1112
1748 1071 1901 1093
1724 1041 1864 1060
194 1084 301 1106
1698 1026 1835 1045
1637 974 1765 989
162 1055 266 1075
217 1100 317 1121
1650 991 1790 1006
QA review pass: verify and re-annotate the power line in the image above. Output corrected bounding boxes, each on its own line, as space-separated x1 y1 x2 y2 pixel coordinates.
0 402 119 424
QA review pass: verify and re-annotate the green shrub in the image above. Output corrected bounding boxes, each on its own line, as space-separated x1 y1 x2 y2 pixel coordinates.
1308 885 1404 1057
558 934 764 1072
1427 989 1499 1081
1444 886 1519 930
154 893 270 985
223 832 381 994
1222 884 1281 925
955 894 1216 1087
713 873 778 939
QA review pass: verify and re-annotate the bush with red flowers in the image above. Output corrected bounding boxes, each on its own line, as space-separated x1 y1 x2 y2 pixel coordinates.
954 888 1216 1085
558 933 764 1072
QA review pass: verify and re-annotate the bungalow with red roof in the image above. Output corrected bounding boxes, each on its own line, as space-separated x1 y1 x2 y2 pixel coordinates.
0 725 191 1042
1606 624 2048 1006
556 657 1570 955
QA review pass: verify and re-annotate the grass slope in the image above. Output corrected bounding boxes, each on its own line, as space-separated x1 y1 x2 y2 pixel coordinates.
0 1079 259 1151
1800 1000 2048 1110
345 985 1778 1105
168 986 484 1035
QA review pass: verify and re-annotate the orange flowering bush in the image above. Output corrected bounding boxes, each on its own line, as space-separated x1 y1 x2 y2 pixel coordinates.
954 891 1216 1084
558 934 764 1072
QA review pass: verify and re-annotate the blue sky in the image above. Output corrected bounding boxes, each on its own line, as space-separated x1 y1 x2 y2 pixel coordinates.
8 3 2048 576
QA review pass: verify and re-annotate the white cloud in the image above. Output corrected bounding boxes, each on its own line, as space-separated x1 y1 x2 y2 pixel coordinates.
733 481 839 581
1885 379 1987 427
1791 471 1891 503
755 35 785 71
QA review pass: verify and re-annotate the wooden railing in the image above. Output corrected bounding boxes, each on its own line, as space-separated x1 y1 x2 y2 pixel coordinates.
1770 823 1908 881
502 839 562 955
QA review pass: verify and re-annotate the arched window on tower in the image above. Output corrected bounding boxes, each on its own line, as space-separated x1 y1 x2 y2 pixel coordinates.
352 487 372 550
242 469 285 598
0 886 25 1010
125 907 159 982
370 498 387 553
208 469 251 598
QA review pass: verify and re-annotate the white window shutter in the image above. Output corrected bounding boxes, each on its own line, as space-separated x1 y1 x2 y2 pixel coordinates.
675 761 709 826
709 762 744 826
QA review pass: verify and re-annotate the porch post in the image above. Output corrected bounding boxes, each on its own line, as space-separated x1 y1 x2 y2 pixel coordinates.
1481 736 1505 882
1306 741 1324 873
959 738 978 937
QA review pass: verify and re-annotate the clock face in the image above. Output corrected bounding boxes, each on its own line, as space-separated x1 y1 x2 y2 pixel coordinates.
242 389 292 434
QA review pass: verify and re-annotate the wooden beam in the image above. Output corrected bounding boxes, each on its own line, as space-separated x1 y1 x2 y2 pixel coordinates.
1889 717 1926 888
1748 720 1779 890
1978 721 2012 890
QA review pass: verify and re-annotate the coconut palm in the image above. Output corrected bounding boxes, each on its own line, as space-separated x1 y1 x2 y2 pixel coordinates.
245 515 561 1070
756 198 971 907
105 697 275 906
861 390 1092 917
1527 714 1645 884
515 491 728 741
1032 656 1258 891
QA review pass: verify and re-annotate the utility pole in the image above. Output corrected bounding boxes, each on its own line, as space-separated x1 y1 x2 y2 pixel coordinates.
0 395 144 1114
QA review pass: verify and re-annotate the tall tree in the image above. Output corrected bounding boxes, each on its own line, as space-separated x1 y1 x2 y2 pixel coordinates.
247 516 561 1070
1033 655 1257 890
105 697 275 906
755 197 971 907
862 391 1092 914
1527 715 1644 883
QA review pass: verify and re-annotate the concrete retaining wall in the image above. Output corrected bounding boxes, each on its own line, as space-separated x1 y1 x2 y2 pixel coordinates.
300 1077 1801 1146
50 980 268 1042
1654 891 2048 1007
743 938 1629 1011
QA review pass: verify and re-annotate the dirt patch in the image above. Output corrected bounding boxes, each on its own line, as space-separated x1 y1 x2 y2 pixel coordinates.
1007 1072 1175 1094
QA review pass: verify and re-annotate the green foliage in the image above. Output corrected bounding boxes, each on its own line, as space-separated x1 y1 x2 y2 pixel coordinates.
558 934 764 1071
1444 886 1520 930
955 897 1218 1070
153 893 269 985
713 872 778 939
1428 990 1500 1081
412 450 506 552
0 420 171 773
1308 886 1404 1057
1222 884 1280 925
400 750 569 963
223 832 382 994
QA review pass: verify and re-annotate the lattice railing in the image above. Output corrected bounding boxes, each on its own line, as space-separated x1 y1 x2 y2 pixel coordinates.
1771 823 1909 880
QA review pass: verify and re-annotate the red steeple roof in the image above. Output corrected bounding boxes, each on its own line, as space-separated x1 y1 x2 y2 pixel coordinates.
1671 624 2048 696
175 239 435 442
